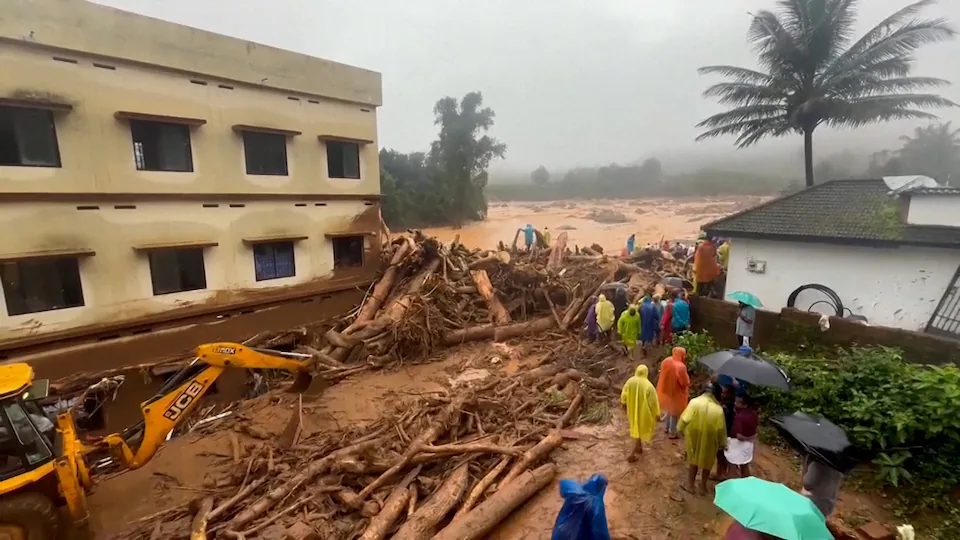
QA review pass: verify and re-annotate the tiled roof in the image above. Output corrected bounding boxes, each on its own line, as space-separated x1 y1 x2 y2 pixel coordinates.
703 179 960 248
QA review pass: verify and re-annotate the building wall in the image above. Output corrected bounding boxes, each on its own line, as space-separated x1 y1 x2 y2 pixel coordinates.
1 0 382 107
725 238 960 331
0 43 380 196
907 194 960 228
0 200 380 342
0 1 384 349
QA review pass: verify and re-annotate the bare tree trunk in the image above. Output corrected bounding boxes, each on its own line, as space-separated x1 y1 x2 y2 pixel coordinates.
804 128 815 188
434 464 557 540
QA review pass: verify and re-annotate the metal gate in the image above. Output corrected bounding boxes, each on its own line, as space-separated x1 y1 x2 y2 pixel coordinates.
927 265 960 339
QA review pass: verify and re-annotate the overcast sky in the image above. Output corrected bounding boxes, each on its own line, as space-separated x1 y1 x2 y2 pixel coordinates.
94 0 960 172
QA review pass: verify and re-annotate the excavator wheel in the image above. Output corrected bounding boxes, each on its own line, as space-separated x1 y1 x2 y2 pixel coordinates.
0 493 60 540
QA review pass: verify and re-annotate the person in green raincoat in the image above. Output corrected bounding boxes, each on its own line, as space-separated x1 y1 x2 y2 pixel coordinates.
621 364 660 461
617 304 640 356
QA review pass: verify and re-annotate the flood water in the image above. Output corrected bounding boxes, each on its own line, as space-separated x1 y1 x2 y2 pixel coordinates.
417 196 769 252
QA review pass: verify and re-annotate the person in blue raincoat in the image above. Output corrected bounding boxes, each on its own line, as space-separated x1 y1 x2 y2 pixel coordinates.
524 224 535 250
672 291 691 334
639 295 660 355
551 474 611 540
625 234 636 256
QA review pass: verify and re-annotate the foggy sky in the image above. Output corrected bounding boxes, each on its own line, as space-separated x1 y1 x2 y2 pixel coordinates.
93 0 960 172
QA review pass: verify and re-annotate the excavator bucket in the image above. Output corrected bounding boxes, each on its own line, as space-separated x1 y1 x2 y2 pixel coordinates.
289 371 316 394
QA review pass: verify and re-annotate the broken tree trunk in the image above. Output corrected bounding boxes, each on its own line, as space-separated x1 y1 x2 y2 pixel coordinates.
189 497 213 540
467 251 510 270
358 466 422 540
391 462 472 540
349 237 414 330
547 232 568 270
499 430 563 488
226 438 382 529
442 317 555 347
420 441 522 456
330 257 441 362
454 456 511 519
434 464 557 540
354 393 467 505
556 391 584 429
470 270 511 325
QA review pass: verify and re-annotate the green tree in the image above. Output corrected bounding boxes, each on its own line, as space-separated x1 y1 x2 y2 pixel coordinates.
696 0 956 188
429 92 506 225
897 122 960 183
531 165 550 185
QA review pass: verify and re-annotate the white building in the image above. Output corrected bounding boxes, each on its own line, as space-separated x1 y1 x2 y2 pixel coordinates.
703 178 960 337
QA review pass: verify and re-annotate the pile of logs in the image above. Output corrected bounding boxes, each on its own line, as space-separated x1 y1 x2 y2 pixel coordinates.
117 354 609 540
272 230 690 379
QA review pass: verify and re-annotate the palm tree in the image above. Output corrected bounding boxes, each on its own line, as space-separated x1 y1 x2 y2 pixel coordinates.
696 0 957 187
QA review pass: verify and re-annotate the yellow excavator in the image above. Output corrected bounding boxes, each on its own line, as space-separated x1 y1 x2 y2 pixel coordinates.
0 342 318 539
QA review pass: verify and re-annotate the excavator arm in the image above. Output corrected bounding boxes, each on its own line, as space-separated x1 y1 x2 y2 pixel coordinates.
97 343 315 469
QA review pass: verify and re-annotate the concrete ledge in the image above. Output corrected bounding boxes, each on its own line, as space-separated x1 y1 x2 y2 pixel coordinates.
691 297 960 365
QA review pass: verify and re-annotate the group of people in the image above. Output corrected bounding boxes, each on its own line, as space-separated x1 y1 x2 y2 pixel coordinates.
620 348 843 523
522 223 551 250
583 289 692 356
624 233 732 300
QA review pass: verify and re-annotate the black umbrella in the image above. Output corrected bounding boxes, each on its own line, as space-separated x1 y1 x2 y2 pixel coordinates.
699 348 791 390
771 412 858 473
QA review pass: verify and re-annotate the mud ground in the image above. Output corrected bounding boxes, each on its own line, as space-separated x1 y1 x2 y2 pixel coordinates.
89 342 891 539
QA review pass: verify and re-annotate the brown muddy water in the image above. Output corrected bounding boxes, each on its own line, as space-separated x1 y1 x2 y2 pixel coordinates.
417 196 770 252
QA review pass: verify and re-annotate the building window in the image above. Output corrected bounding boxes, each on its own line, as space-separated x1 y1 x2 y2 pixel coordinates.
332 236 364 268
129 120 193 172
326 141 361 179
0 106 61 167
1 257 84 316
147 247 207 295
253 242 296 281
242 131 288 175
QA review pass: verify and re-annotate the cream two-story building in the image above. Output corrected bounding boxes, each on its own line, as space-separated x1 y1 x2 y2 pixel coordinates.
0 0 383 361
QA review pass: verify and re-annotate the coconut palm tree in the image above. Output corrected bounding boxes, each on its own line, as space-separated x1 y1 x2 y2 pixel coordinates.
696 0 957 187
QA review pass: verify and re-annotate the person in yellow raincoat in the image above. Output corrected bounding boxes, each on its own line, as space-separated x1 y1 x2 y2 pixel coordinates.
621 364 660 461
678 383 727 495
617 304 640 356
595 294 615 339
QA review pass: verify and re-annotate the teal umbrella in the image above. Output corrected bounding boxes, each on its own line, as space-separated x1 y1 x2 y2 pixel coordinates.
728 291 763 308
714 477 832 540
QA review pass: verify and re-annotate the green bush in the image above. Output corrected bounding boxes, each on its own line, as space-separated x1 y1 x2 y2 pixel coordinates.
671 331 715 373
747 345 960 513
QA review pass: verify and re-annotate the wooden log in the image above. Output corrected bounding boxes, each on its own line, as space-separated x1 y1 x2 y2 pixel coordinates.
358 466 421 540
442 317 555 347
434 464 557 540
407 484 418 517
189 497 213 540
547 232 568 270
226 438 381 529
454 456 511 519
499 431 563 488
540 287 563 329
209 477 269 522
470 270 511 325
349 237 414 329
298 346 343 368
518 364 562 383
354 394 466 506
330 257 441 361
324 328 361 349
419 442 522 456
556 391 584 429
391 462 472 540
